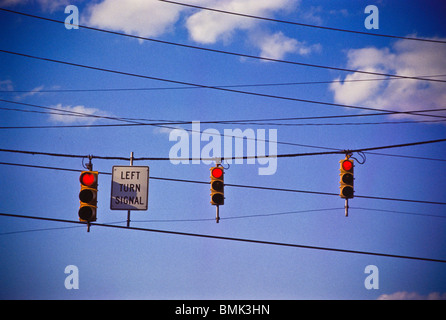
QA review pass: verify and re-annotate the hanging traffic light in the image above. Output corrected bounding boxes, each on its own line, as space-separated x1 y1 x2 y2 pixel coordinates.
339 158 354 199
79 171 98 222
210 166 224 206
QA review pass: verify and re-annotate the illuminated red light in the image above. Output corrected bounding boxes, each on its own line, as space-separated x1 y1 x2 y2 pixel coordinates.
211 167 223 179
80 172 96 187
342 160 353 171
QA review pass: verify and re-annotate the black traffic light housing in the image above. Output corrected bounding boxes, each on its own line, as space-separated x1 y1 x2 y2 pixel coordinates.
79 171 98 222
210 166 224 206
339 158 354 199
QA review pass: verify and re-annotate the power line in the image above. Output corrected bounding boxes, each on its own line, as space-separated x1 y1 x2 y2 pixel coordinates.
3 99 446 127
2 104 446 129
1 161 445 206
2 49 446 122
0 138 445 162
3 99 446 161
1 9 446 83
1 137 445 162
1 211 445 263
158 0 446 44
2 74 446 94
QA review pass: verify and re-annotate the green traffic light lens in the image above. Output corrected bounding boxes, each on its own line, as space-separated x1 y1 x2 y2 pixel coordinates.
78 206 95 221
341 186 354 198
212 193 224 205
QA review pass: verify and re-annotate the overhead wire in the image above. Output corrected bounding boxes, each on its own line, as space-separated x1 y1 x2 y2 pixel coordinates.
1 9 446 83
1 50 446 121
2 74 446 94
0 211 445 263
0 160 445 206
158 0 446 44
2 102 446 129
3 99 446 125
1 137 445 162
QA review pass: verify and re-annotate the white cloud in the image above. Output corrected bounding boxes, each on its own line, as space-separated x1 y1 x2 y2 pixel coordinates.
377 291 446 300
185 0 298 44
256 31 320 60
84 0 310 60
86 0 184 38
330 38 446 120
49 104 109 124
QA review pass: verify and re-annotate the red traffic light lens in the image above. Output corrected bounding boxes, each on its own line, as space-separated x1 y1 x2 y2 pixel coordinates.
80 172 96 187
342 160 353 171
211 167 223 179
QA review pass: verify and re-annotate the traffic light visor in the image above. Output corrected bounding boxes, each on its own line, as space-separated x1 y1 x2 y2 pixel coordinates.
211 167 223 179
80 172 97 187
342 160 353 171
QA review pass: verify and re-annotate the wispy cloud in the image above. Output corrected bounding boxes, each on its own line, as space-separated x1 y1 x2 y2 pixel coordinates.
255 31 321 60
84 0 316 60
14 85 45 100
49 103 110 124
377 291 446 300
330 37 446 120
85 0 183 38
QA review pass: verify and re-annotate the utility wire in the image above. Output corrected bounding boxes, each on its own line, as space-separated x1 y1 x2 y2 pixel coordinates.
0 161 445 206
1 212 445 263
158 0 446 44
1 49 446 121
3 99 446 127
1 137 445 162
2 103 446 129
2 74 446 94
1 9 446 83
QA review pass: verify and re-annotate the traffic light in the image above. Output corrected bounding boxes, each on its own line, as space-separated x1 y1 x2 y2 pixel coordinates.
339 158 354 199
79 171 98 222
210 166 224 206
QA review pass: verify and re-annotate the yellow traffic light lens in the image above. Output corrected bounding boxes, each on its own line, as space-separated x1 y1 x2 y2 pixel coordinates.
211 180 224 192
79 189 96 203
341 173 353 184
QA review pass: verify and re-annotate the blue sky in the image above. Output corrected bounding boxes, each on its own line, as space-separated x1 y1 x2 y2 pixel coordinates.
0 0 445 300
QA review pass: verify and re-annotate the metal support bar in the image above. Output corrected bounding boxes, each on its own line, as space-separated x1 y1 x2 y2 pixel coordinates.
127 152 134 228
216 205 220 223
345 198 349 217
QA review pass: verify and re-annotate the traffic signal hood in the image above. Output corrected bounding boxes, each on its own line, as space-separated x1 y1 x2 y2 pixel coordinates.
79 171 98 222
210 166 224 206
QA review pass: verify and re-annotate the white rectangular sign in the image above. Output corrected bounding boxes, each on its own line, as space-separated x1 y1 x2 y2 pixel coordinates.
111 166 149 210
